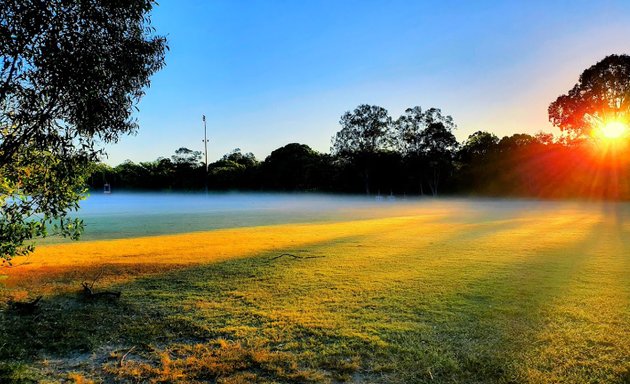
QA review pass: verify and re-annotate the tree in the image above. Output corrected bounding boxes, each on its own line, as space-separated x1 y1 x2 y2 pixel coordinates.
171 147 202 168
549 54 630 137
418 122 459 196
458 131 499 162
208 149 259 190
140 158 176 189
113 160 147 189
222 148 258 169
332 104 392 155
262 143 326 190
394 107 457 195
331 104 392 194
0 0 167 260
170 148 204 190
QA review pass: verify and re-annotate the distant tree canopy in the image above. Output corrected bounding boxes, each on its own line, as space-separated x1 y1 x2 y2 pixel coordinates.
394 107 456 155
393 107 458 195
328 104 459 195
261 143 331 191
172 147 202 168
459 131 500 162
90 127 630 200
549 54 630 137
206 149 259 189
92 87 630 200
0 0 167 260
80 57 630 201
331 105 393 194
221 148 258 169
332 104 393 156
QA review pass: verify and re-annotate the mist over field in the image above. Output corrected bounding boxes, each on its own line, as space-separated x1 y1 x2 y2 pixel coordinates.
48 192 630 242
69 192 385 240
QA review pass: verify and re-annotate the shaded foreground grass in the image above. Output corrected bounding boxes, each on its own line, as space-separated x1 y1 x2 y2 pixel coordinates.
0 201 629 383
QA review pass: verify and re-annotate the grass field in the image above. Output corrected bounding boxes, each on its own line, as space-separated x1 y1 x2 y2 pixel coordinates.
0 199 629 383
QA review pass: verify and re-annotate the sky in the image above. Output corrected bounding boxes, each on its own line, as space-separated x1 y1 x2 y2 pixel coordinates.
103 0 630 165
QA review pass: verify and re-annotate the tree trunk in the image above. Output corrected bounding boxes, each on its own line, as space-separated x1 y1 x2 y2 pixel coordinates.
427 167 439 197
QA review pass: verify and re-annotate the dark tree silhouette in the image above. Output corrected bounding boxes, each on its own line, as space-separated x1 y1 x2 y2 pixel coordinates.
0 0 167 260
332 105 392 155
170 148 204 190
456 131 500 193
459 131 499 161
331 104 392 194
86 129 630 199
222 148 258 168
171 148 202 168
137 158 175 190
208 149 259 190
549 54 630 137
262 143 328 190
394 107 457 195
418 122 458 196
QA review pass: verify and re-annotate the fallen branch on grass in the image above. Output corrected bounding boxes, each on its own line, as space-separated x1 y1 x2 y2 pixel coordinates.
81 269 121 299
119 346 136 367
269 253 325 261
81 282 122 299
7 296 42 314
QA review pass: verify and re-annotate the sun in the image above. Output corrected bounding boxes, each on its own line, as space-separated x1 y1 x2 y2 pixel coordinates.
597 120 627 140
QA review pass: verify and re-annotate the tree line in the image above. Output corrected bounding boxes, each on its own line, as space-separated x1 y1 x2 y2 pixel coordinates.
88 103 630 199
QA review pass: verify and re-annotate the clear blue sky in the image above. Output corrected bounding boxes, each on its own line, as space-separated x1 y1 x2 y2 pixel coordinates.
104 0 630 165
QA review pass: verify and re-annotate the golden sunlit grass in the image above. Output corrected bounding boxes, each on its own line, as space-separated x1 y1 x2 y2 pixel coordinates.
0 202 629 383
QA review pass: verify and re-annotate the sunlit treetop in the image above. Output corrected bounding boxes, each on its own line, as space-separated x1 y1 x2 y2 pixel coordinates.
549 54 630 139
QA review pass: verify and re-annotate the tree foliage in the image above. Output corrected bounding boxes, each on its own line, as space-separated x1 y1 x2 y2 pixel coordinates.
171 147 202 168
331 105 393 194
262 143 329 190
394 106 458 195
394 107 456 155
0 0 167 260
89 125 630 199
549 54 630 136
206 149 259 189
459 131 499 162
331 104 392 156
222 148 258 169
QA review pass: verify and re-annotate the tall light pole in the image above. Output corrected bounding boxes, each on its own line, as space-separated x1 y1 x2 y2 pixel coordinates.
202 115 209 192
202 115 208 172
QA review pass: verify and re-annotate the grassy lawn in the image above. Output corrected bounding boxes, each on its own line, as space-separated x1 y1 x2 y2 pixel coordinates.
0 201 628 383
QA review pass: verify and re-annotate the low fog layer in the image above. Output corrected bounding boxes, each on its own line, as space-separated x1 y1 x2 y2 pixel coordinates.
42 192 628 243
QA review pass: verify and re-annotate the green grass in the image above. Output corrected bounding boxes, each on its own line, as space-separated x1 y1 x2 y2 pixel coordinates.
0 200 629 383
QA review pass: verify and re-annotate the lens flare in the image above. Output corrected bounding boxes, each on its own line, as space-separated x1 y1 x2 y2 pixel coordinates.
598 121 627 139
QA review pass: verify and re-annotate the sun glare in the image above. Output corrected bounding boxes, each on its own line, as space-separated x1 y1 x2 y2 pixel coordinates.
598 121 627 140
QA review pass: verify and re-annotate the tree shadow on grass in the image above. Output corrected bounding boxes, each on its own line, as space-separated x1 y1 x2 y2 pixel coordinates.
1 212 626 383
383 216 628 383
0 236 380 383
